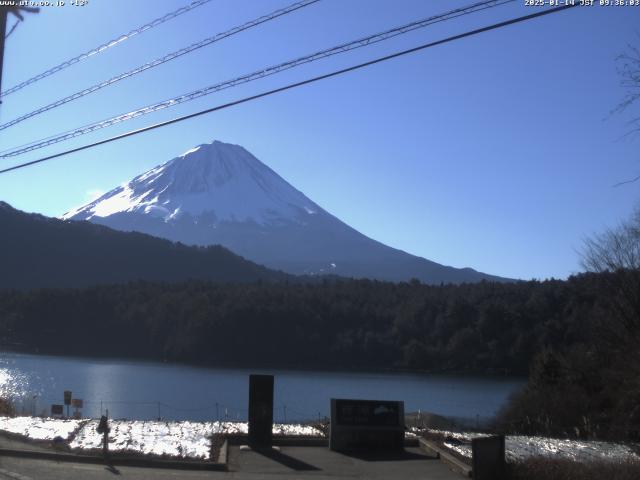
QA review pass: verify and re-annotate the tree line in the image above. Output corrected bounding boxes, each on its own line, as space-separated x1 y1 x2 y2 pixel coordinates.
0 274 607 375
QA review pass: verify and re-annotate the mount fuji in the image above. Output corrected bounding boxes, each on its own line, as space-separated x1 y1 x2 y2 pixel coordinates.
64 140 509 284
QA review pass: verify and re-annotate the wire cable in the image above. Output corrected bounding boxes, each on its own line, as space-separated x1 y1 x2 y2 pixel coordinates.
0 0 214 98
5 19 19 39
0 0 514 156
0 4 578 176
0 0 320 131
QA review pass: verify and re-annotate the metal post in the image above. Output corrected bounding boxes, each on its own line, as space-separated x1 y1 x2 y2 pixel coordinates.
215 402 219 422
103 430 108 456
100 409 110 462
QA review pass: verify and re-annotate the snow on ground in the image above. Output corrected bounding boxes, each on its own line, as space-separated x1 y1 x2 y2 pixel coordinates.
273 423 323 436
69 420 323 459
427 429 639 463
503 435 640 462
0 416 83 441
70 420 218 459
4 417 634 463
0 416 324 460
195 421 322 437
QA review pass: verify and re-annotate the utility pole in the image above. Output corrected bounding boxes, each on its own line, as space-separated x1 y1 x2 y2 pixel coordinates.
0 5 40 109
0 7 8 103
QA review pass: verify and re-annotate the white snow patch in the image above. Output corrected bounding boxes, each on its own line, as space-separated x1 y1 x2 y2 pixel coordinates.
427 429 640 463
181 146 202 157
144 205 170 218
0 417 323 460
167 207 182 221
0 416 82 441
70 420 217 459
503 435 640 463
273 423 323 436
136 164 168 183
90 185 138 218
70 420 322 459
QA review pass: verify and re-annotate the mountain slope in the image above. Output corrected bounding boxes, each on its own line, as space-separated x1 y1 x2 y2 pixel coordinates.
0 201 288 290
64 140 511 284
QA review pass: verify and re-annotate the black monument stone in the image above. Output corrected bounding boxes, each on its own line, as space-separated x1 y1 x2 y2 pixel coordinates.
248 374 274 447
472 435 506 480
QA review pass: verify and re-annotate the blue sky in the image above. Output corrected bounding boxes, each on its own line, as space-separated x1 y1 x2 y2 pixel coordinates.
0 0 637 280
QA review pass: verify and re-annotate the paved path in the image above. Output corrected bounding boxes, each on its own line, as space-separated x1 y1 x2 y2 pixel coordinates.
0 446 461 479
228 445 461 479
0 436 52 454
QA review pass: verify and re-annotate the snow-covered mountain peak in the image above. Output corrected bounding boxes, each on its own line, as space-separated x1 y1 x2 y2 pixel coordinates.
59 139 510 284
63 140 323 225
164 141 262 193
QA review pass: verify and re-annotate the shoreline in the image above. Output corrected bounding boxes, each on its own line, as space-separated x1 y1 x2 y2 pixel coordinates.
0 347 527 380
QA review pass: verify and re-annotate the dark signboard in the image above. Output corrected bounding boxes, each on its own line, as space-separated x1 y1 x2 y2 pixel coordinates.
330 398 405 452
63 390 72 406
51 404 64 415
472 435 505 480
248 374 274 447
71 398 83 408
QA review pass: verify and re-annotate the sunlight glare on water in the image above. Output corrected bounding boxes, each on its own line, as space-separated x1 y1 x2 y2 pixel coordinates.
0 362 29 400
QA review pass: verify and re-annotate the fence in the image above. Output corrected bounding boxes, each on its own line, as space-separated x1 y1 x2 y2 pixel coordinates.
8 395 329 424
8 394 492 432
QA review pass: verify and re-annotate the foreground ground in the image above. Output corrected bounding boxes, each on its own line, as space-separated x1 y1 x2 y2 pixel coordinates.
0 446 460 480
4 416 639 464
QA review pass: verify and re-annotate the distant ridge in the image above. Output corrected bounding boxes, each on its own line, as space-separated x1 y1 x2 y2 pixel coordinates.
0 201 288 290
64 140 512 284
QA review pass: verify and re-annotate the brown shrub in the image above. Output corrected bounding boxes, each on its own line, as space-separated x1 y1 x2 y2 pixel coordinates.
0 397 15 416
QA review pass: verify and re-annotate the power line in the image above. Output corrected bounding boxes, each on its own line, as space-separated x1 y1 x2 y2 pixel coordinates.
0 0 320 131
0 4 578 176
0 0 214 99
0 0 514 157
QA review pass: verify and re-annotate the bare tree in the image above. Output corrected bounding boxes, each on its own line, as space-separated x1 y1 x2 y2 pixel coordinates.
610 41 640 186
614 41 640 135
582 209 640 272
582 207 640 341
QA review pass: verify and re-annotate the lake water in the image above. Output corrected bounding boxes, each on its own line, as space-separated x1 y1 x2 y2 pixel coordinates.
0 352 524 424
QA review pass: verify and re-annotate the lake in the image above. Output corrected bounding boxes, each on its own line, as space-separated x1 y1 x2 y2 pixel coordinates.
0 352 524 424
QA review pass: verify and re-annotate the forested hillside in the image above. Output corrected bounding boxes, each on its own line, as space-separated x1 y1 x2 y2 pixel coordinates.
0 274 608 374
0 201 288 289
